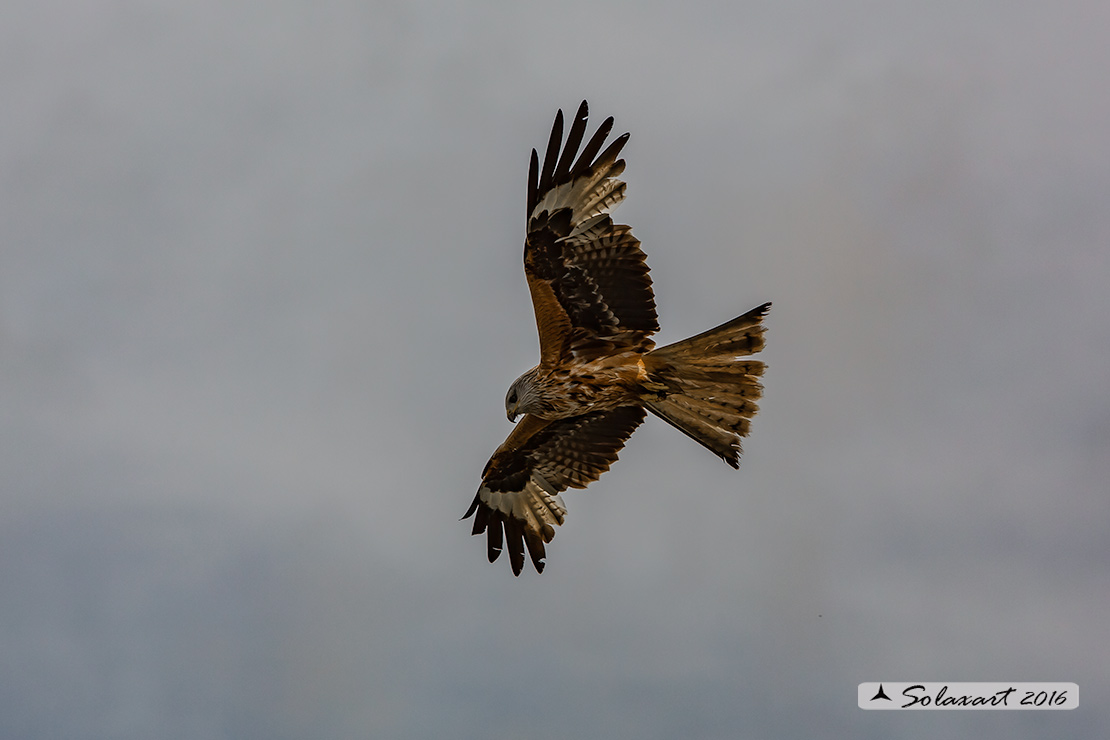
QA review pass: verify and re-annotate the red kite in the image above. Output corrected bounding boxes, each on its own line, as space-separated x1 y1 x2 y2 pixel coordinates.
464 102 770 575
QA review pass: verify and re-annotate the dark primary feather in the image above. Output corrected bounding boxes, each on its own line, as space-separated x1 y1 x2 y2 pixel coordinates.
553 102 588 183
538 107 563 206
570 115 614 181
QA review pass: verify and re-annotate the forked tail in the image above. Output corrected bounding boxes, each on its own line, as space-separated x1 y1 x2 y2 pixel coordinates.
642 302 770 468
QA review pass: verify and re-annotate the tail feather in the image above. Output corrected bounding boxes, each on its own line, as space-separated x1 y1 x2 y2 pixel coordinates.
643 302 770 467
651 302 770 361
644 397 745 468
665 393 757 435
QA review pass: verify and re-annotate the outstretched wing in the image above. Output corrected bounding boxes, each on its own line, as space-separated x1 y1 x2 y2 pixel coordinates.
524 101 659 366
463 406 646 576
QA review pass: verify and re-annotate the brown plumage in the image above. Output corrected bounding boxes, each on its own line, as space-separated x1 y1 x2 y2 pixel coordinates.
463 101 770 575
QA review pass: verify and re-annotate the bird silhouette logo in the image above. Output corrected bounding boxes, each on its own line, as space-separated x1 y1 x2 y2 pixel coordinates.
871 684 892 701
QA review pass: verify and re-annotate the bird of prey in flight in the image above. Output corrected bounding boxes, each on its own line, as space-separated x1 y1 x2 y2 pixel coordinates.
464 102 770 575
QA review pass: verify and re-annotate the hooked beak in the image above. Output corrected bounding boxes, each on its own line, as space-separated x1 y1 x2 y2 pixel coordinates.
507 408 520 423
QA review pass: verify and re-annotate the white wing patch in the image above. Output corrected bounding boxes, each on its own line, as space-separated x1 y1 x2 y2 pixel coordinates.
531 160 627 227
479 474 567 539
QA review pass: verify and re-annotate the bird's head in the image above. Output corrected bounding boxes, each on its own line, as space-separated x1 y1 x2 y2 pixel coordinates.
505 368 541 422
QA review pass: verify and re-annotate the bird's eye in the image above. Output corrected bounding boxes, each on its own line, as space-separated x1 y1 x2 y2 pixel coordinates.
508 390 518 404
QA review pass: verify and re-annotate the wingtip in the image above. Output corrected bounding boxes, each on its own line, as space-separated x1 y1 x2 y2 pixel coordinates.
461 493 480 521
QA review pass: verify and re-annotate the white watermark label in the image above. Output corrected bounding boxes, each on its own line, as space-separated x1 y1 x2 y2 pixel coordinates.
858 683 1078 710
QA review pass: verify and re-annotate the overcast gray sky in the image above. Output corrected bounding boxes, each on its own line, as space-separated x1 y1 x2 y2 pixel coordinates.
3 1 1108 738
